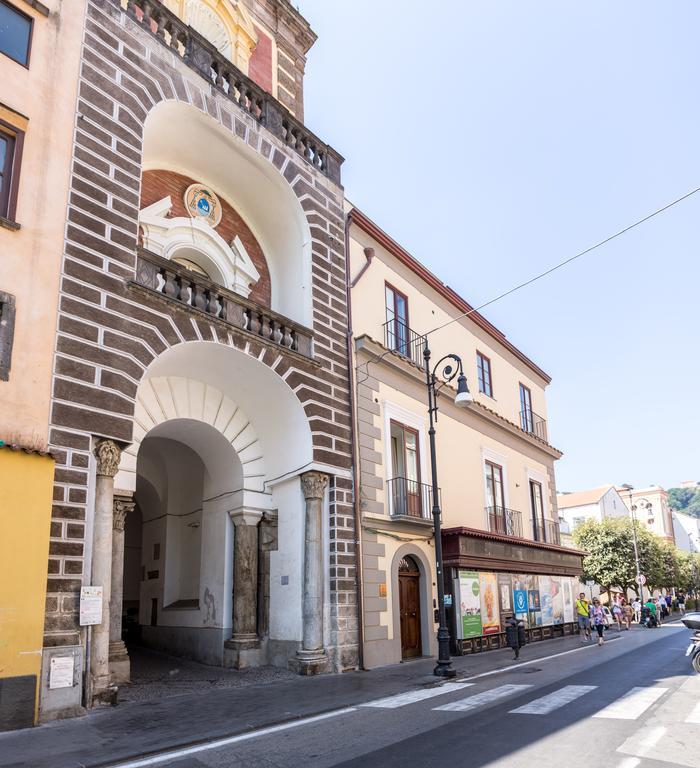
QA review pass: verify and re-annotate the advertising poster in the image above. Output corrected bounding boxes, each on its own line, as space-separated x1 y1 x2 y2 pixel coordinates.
527 575 542 626
479 572 500 635
562 578 575 623
512 575 529 626
458 570 482 639
551 577 565 625
497 573 513 629
539 576 554 625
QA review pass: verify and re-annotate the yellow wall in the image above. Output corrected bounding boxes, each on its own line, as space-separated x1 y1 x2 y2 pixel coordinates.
0 449 54 723
348 226 551 429
0 1 85 445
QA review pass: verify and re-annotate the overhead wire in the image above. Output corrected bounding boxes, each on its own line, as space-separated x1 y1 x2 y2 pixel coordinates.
355 184 700 385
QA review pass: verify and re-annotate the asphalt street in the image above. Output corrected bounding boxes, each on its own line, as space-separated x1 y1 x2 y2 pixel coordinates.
111 624 697 768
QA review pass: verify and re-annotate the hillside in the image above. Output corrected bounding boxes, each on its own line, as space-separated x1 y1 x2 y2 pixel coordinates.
668 486 700 518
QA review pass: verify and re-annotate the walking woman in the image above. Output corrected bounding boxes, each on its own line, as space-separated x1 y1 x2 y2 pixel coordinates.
621 598 633 630
612 600 623 631
591 598 607 646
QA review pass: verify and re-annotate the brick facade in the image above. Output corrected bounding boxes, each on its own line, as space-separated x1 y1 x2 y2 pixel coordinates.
45 0 357 671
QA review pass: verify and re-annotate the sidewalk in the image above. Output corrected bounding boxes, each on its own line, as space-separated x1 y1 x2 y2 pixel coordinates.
0 631 640 768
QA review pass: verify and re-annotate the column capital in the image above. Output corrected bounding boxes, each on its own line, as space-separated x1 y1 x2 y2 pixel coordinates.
94 439 121 478
300 472 329 501
228 508 264 527
113 498 135 531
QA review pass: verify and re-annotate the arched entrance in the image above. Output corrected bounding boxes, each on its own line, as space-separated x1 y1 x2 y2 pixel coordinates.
398 556 422 659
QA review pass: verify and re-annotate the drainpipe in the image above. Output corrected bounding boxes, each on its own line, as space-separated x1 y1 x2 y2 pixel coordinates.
351 246 374 288
344 210 365 670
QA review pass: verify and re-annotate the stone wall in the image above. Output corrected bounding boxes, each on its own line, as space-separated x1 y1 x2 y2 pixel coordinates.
45 0 357 671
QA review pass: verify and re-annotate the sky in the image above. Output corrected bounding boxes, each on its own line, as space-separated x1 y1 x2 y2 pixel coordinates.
296 0 700 493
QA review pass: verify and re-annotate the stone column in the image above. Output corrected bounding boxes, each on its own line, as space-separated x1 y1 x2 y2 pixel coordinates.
224 509 262 668
294 472 329 675
109 493 134 684
90 439 121 706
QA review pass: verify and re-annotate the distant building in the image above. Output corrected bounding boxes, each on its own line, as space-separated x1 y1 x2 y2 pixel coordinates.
557 485 629 534
616 486 676 544
679 480 700 489
672 511 700 553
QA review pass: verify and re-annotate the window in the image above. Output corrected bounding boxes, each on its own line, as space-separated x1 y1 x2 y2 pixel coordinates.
476 351 493 397
530 480 545 541
385 283 409 355
572 516 586 529
0 121 23 222
0 2 33 67
390 420 422 517
484 461 505 510
519 383 533 432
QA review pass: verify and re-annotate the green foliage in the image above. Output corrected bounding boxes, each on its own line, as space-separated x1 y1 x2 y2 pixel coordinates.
668 486 700 519
573 518 700 594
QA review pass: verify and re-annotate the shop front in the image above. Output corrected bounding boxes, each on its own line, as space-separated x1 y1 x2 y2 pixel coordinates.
442 527 585 654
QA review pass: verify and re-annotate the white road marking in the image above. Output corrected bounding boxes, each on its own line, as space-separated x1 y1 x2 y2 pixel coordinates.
685 700 700 724
615 758 641 768
509 685 597 715
102 707 358 768
593 687 668 720
463 636 622 681
433 684 532 712
360 682 473 708
635 726 667 757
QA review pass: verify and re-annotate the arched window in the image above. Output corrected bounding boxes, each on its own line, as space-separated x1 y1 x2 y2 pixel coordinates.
398 555 420 574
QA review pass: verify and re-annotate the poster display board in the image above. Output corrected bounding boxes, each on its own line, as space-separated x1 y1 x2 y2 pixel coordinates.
551 577 565 625
512 574 530 626
539 575 554 625
497 573 513 629
562 578 575 623
479 572 500 635
458 570 482 639
526 575 542 626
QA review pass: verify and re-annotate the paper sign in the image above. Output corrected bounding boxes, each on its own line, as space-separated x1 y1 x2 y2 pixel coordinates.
49 656 74 689
80 586 103 626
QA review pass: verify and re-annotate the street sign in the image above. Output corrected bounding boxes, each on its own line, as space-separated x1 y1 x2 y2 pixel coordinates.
585 580 595 587
635 574 647 586
79 586 103 626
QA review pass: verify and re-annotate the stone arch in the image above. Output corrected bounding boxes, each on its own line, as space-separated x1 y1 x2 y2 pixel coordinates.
115 375 265 495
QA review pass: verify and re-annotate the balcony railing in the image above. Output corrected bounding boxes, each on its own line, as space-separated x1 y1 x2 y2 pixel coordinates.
383 319 425 369
115 0 343 183
532 518 561 545
133 249 313 358
387 477 435 520
520 409 548 441
487 506 523 538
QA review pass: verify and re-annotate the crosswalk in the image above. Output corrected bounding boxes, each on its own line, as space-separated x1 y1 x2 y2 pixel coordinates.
359 681 700 723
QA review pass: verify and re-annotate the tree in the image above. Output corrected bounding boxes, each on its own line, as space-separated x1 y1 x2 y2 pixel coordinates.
668 486 700 519
573 518 665 597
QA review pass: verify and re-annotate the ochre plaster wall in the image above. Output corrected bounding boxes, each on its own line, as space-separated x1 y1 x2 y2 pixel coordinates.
0 449 54 724
0 1 85 445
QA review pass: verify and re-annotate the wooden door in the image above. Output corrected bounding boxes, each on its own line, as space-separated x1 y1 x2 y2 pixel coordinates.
399 560 422 658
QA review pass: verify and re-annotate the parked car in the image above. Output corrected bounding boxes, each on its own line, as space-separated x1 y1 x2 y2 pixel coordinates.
602 606 615 627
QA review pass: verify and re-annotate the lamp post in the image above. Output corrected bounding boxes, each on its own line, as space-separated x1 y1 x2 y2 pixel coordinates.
620 484 644 603
424 340 472 678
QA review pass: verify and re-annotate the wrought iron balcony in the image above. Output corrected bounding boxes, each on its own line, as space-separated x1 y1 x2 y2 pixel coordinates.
115 0 343 183
487 506 523 538
532 518 561 545
133 248 313 358
520 408 548 441
383 319 426 369
387 477 435 520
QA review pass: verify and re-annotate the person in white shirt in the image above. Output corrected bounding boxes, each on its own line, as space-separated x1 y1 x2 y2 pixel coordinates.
632 598 642 623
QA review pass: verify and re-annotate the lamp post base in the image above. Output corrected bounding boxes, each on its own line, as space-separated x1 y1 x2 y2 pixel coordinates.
433 661 457 678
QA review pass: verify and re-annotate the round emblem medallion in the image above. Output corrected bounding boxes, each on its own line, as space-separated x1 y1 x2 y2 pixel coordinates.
184 183 222 227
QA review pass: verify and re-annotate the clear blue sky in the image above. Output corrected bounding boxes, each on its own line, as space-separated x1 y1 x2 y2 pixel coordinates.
297 0 700 493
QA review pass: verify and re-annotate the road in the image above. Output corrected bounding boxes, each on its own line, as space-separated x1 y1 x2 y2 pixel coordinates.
101 623 698 768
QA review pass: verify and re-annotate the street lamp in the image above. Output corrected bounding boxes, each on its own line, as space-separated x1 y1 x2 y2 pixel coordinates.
424 340 472 678
620 484 644 603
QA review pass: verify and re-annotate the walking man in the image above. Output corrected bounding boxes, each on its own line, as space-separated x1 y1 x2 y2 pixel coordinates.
576 592 591 642
678 592 686 615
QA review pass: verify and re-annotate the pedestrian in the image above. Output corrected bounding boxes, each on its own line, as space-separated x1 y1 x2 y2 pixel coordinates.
590 598 607 646
576 592 591 642
621 599 633 630
655 595 666 622
678 592 686 615
632 597 642 623
611 600 623 631
665 593 673 616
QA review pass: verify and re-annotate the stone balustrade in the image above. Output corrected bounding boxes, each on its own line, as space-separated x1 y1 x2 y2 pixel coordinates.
134 249 314 358
115 0 343 184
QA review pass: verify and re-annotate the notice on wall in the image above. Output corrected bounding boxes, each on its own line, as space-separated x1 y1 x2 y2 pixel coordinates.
458 570 482 639
49 656 74 689
479 572 500 635
79 586 103 626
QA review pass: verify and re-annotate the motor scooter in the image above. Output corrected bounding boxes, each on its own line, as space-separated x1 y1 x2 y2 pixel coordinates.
682 612 700 673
